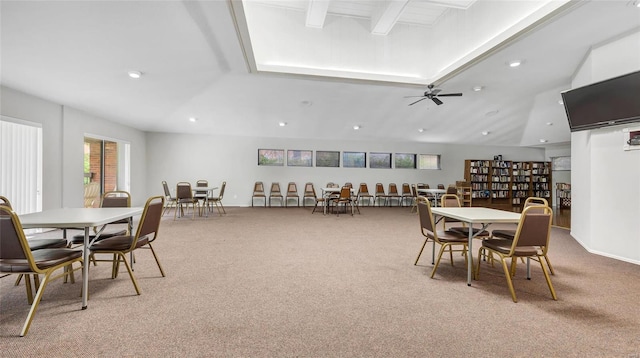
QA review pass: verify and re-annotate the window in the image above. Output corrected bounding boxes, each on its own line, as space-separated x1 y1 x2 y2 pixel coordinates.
369 152 391 169
84 136 130 205
343 152 366 168
316 151 340 167
287 150 312 167
395 153 417 169
258 149 285 166
418 154 441 170
1 117 42 215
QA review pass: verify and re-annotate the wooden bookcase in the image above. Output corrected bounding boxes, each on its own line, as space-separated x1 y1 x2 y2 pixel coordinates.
464 159 552 207
556 182 571 209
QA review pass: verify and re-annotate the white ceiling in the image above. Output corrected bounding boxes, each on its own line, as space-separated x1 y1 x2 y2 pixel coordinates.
1 0 639 147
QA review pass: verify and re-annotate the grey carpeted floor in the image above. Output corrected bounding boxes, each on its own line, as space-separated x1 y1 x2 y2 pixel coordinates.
2 206 639 357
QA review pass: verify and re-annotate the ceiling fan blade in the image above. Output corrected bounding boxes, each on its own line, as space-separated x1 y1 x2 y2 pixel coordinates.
431 89 442 95
404 95 426 98
408 98 428 106
431 97 443 106
436 93 463 97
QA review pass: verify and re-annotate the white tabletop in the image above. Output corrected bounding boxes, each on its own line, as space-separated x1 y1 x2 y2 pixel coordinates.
20 207 143 228
192 186 218 192
430 207 521 223
417 188 447 194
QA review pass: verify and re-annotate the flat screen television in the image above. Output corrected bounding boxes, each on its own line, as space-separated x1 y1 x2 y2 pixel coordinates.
561 70 640 132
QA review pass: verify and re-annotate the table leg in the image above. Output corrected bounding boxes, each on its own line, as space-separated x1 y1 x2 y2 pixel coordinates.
467 227 473 286
82 227 90 309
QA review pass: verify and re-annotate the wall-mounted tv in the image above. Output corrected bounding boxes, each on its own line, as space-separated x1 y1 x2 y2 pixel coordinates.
561 71 640 132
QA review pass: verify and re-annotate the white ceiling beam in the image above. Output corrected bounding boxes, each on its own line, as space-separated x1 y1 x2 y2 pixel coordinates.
306 0 331 29
371 0 410 35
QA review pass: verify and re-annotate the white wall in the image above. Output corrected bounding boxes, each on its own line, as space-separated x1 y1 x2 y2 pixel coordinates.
570 30 640 264
145 131 545 206
0 86 149 208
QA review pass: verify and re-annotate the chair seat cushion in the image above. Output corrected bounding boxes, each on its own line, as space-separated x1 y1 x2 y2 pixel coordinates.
28 238 68 250
89 235 149 252
425 230 468 243
491 229 515 240
0 248 82 272
482 239 537 256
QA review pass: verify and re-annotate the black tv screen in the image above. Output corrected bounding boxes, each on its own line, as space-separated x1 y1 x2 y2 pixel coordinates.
561 71 640 132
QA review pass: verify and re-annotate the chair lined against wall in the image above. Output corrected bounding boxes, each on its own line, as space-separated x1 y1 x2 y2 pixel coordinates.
400 183 413 207
269 182 284 207
357 183 373 207
285 182 299 207
334 186 355 217
374 183 388 207
387 183 401 207
252 181 266 207
302 182 316 207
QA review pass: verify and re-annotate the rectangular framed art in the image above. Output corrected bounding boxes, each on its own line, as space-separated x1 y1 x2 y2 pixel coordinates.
287 150 313 167
258 149 284 166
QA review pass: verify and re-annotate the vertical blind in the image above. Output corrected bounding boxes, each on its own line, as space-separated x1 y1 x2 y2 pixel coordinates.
0 119 42 214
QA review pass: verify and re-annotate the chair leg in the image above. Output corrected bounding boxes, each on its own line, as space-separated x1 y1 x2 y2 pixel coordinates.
538 256 558 300
117 252 141 295
414 238 429 265
430 244 448 278
499 255 518 302
147 243 166 277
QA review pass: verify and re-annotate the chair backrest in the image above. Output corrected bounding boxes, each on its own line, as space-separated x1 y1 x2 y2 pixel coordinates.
416 197 438 238
0 196 12 209
417 183 428 190
131 196 165 247
446 186 457 194
411 184 417 198
375 183 385 195
304 183 315 197
339 186 351 200
388 183 398 195
195 180 208 196
344 182 353 189
102 191 131 224
523 197 549 213
254 181 265 195
218 181 226 199
326 182 338 188
176 182 193 200
270 182 281 194
287 182 297 195
0 206 40 273
358 183 370 195
440 194 461 208
511 205 553 252
401 183 411 195
437 184 445 189
162 181 172 198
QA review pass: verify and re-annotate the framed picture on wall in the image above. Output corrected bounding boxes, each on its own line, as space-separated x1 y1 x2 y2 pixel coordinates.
343 151 366 168
369 152 391 168
258 149 284 166
287 150 313 167
395 153 417 169
316 151 340 167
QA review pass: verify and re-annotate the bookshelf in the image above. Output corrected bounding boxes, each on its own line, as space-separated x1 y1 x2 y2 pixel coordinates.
464 159 552 207
556 183 571 209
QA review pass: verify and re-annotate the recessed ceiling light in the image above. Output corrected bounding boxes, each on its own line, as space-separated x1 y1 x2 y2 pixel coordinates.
353 125 361 130
300 100 312 106
127 70 142 79
546 122 554 126
189 117 197 122
507 60 523 67
472 86 483 92
482 131 490 136
539 139 548 143
485 110 499 117
279 122 287 127
418 128 425 133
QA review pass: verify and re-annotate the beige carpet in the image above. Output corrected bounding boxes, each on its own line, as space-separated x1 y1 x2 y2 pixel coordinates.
2 206 639 357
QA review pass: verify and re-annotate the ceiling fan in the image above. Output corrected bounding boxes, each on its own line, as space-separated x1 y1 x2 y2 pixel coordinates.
405 84 463 106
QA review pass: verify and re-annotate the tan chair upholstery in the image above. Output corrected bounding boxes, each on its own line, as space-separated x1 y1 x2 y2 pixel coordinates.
334 186 355 216
410 184 419 213
0 205 83 336
374 183 388 207
252 181 266 207
309 184 326 214
193 179 209 203
285 182 299 207
476 205 557 302
437 184 445 189
207 181 226 215
89 196 165 295
302 182 315 207
414 197 469 278
161 181 177 216
400 183 413 207
357 183 373 207
175 182 200 219
387 183 401 207
269 182 284 207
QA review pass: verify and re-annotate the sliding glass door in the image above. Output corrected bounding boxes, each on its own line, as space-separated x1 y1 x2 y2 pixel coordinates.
84 136 130 207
